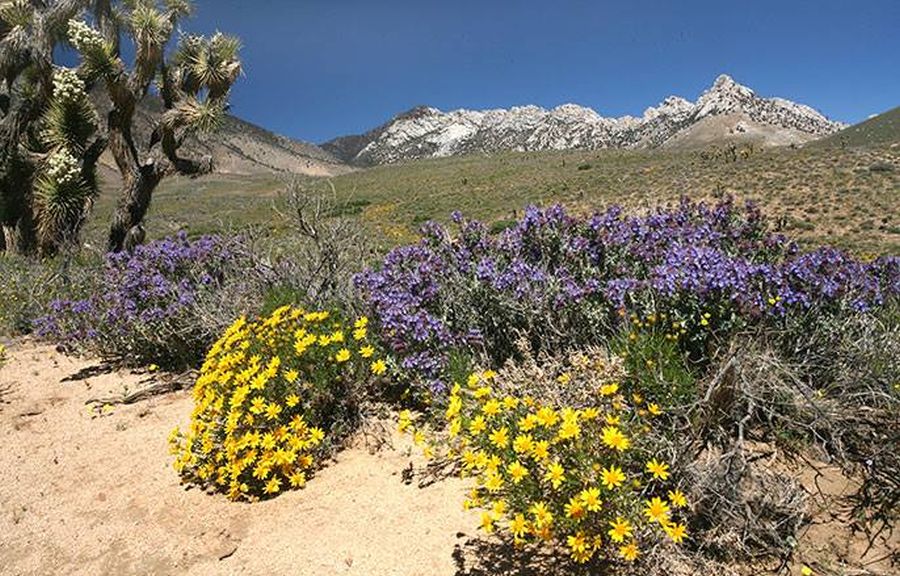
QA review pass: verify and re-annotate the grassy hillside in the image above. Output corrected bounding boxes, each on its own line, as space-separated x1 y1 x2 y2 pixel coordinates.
89 138 899 255
813 106 900 149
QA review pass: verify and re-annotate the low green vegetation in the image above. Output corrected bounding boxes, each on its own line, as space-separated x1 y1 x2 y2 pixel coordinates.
108 142 900 255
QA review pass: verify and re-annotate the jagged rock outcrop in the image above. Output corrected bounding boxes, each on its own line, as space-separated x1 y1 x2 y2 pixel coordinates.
324 74 845 165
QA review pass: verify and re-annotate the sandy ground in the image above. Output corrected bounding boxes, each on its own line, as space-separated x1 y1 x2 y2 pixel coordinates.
1 341 897 576
0 342 478 576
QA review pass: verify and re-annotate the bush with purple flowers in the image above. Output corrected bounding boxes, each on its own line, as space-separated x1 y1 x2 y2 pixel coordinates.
356 198 900 397
34 232 239 368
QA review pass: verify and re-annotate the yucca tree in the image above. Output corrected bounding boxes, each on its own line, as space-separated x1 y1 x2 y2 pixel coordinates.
0 0 100 255
68 0 242 252
33 65 104 254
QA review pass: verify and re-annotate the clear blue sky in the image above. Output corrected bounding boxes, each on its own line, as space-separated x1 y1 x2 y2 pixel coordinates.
187 0 899 143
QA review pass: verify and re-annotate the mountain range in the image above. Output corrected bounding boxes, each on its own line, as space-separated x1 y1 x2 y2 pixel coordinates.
113 74 859 178
322 74 847 165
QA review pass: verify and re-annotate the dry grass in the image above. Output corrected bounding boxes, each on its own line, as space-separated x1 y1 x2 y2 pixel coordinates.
87 141 899 255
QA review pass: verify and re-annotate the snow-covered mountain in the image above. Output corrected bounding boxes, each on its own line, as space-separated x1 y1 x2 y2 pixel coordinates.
324 74 845 165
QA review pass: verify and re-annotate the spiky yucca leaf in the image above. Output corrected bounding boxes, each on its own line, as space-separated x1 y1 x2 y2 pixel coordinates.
41 94 100 153
0 0 32 29
33 165 94 250
163 0 192 19
67 19 118 80
161 96 225 134
171 32 241 100
129 2 170 49
0 25 32 77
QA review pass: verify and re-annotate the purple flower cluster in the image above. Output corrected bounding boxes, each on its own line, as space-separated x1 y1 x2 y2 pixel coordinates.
35 232 234 367
357 198 899 394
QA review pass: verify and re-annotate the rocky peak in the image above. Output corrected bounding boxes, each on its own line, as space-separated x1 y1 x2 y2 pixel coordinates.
695 74 757 117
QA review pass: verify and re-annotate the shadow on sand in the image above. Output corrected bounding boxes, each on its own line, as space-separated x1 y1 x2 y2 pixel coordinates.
452 535 604 576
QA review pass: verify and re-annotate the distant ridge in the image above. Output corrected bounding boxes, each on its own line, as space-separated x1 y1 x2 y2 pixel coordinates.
98 95 351 180
324 74 846 165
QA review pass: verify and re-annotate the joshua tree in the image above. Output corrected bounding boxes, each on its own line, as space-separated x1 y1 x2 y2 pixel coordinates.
1 0 103 256
68 0 241 252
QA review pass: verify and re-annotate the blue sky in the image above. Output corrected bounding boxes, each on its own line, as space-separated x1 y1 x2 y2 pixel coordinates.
187 0 899 143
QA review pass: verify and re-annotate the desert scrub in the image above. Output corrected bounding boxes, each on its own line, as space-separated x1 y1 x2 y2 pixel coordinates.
358 198 900 397
35 233 239 368
403 349 688 565
0 343 7 369
170 305 387 500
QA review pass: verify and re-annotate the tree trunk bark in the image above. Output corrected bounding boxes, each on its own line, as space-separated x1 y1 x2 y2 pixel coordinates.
107 161 162 252
1 209 37 256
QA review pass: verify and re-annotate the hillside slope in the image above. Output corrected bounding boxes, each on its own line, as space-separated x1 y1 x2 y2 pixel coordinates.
811 106 900 149
97 96 351 180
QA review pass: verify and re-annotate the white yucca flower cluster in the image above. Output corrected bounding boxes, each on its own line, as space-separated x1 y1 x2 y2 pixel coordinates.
67 19 105 52
46 150 81 185
52 67 86 101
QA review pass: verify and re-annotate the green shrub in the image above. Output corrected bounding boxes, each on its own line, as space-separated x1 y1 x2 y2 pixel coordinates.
611 313 697 408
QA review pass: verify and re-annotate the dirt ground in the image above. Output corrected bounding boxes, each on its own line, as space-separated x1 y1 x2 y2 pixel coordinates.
0 342 479 576
0 341 897 576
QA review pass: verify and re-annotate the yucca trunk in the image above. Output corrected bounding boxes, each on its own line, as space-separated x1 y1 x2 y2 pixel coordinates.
107 162 161 252
2 216 37 254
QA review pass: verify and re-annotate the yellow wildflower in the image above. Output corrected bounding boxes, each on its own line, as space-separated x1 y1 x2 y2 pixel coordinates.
601 426 630 451
264 402 282 421
644 497 671 524
249 396 266 415
397 410 413 433
668 489 688 508
601 465 626 490
646 458 670 480
599 382 619 396
544 461 565 489
557 416 581 440
508 514 528 539
484 472 504 493
579 487 602 512
531 440 550 460
263 476 281 494
565 496 586 520
371 359 387 375
529 501 553 527
507 461 528 484
480 511 495 533
512 434 534 454
664 522 688 544
535 406 559 427
619 541 640 561
488 426 509 449
608 517 632 543
482 399 502 417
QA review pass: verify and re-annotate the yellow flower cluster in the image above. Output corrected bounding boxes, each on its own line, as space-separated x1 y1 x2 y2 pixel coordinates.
170 306 384 500
0 342 7 369
403 358 688 565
